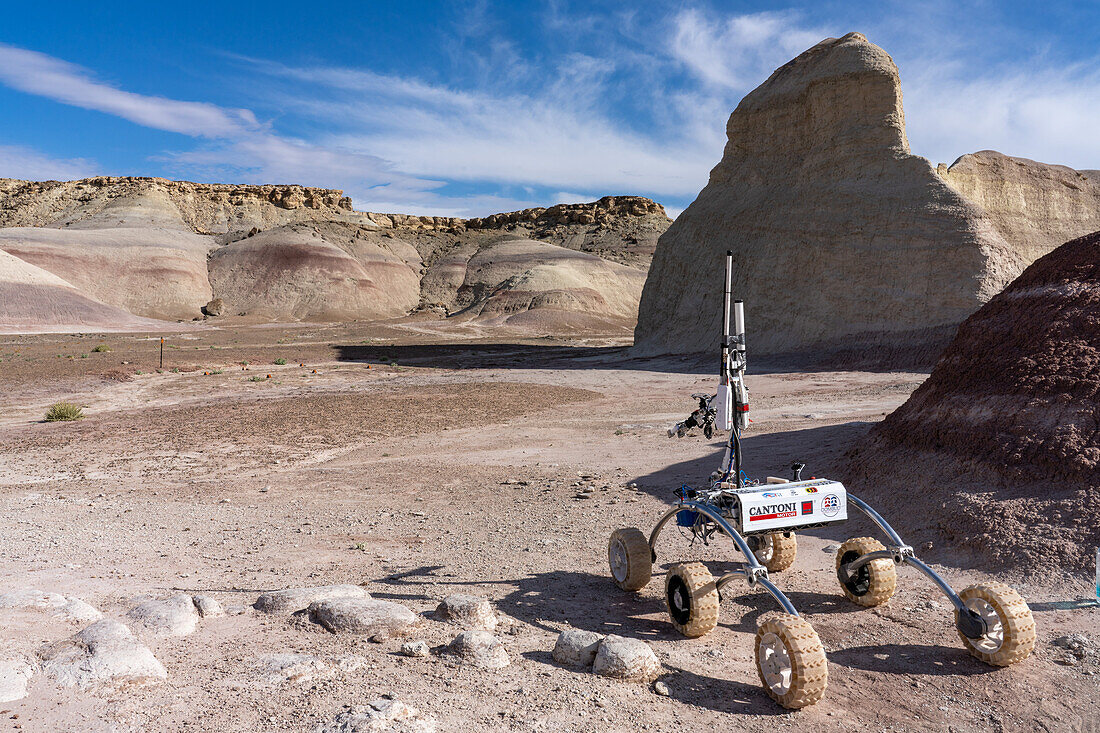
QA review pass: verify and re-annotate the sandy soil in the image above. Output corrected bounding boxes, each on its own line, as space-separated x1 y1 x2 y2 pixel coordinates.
0 325 1096 732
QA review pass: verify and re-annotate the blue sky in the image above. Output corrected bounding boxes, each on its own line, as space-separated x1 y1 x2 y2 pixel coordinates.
2 0 1099 217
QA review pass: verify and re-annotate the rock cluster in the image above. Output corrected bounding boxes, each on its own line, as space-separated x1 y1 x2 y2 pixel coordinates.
552 630 661 681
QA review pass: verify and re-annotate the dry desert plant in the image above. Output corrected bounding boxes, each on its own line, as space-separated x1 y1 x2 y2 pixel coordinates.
45 402 84 421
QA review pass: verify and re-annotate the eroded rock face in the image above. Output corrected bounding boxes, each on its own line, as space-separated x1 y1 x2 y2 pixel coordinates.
635 32 1023 359
38 619 167 691
254 584 371 615
940 152 1100 266
845 231 1100 572
207 223 421 322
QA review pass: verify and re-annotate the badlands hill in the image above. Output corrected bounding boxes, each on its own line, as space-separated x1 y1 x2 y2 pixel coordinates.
0 176 670 333
634 33 1100 359
845 230 1100 572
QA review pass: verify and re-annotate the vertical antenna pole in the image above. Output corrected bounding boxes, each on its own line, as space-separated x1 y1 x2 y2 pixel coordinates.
722 250 732 384
160 337 164 369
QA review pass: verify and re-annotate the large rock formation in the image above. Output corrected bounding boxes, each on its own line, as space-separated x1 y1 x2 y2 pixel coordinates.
0 249 162 332
634 33 1100 359
207 222 421 321
845 230 1100 572
940 151 1100 264
0 177 670 333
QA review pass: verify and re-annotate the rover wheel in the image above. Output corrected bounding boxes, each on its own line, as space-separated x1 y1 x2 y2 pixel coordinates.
665 562 719 637
608 528 652 591
956 582 1036 666
836 537 897 607
754 614 828 709
748 532 797 572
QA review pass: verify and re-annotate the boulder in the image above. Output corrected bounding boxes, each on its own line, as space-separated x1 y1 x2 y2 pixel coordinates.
307 598 419 637
592 635 661 682
634 32 1024 361
400 641 430 658
254 584 371 615
125 593 200 636
316 700 436 733
0 588 102 624
38 619 167 691
202 298 225 317
0 656 35 703
432 595 497 630
445 630 509 669
191 594 224 618
259 653 331 684
552 629 604 669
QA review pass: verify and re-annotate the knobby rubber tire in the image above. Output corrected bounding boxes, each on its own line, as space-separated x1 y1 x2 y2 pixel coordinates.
836 537 897 607
608 527 652 591
757 532 797 572
956 582 1036 666
754 614 828 709
665 561 719 637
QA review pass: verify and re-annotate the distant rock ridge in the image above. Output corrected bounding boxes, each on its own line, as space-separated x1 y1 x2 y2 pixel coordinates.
363 196 668 232
0 176 356 235
0 177 670 332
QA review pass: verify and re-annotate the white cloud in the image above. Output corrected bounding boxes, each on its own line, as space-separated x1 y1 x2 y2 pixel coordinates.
669 9 828 89
0 144 99 181
0 43 257 138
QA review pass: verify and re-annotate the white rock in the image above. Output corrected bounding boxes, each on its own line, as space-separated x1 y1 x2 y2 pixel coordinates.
191 595 225 618
592 635 661 682
125 594 200 637
653 680 671 696
0 588 102 623
259 653 330 684
552 629 604 669
445 630 509 669
317 699 436 733
308 598 419 636
255 585 371 615
400 641 430 658
0 657 35 703
433 595 497 630
38 619 167 691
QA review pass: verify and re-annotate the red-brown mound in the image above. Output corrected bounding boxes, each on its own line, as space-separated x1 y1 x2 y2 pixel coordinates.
845 230 1100 573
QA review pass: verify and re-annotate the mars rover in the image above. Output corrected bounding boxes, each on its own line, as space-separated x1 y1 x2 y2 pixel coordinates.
607 252 1036 709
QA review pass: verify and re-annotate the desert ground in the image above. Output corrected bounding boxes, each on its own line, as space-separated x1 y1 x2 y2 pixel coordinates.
0 323 1096 732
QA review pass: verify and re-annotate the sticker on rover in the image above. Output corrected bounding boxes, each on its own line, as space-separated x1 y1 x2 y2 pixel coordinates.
804 487 818 494
761 492 782 498
749 503 798 521
821 494 841 517
801 500 813 515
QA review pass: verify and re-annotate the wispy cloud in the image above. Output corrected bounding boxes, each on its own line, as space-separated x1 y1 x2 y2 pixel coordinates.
668 9 829 89
3 6 1100 219
0 144 99 181
0 43 257 138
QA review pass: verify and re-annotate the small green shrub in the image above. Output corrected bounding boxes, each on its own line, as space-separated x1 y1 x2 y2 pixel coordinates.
45 402 84 421
248 375 266 382
171 368 180 373
91 344 110 353
79 353 88 359
209 369 224 375
273 358 287 365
